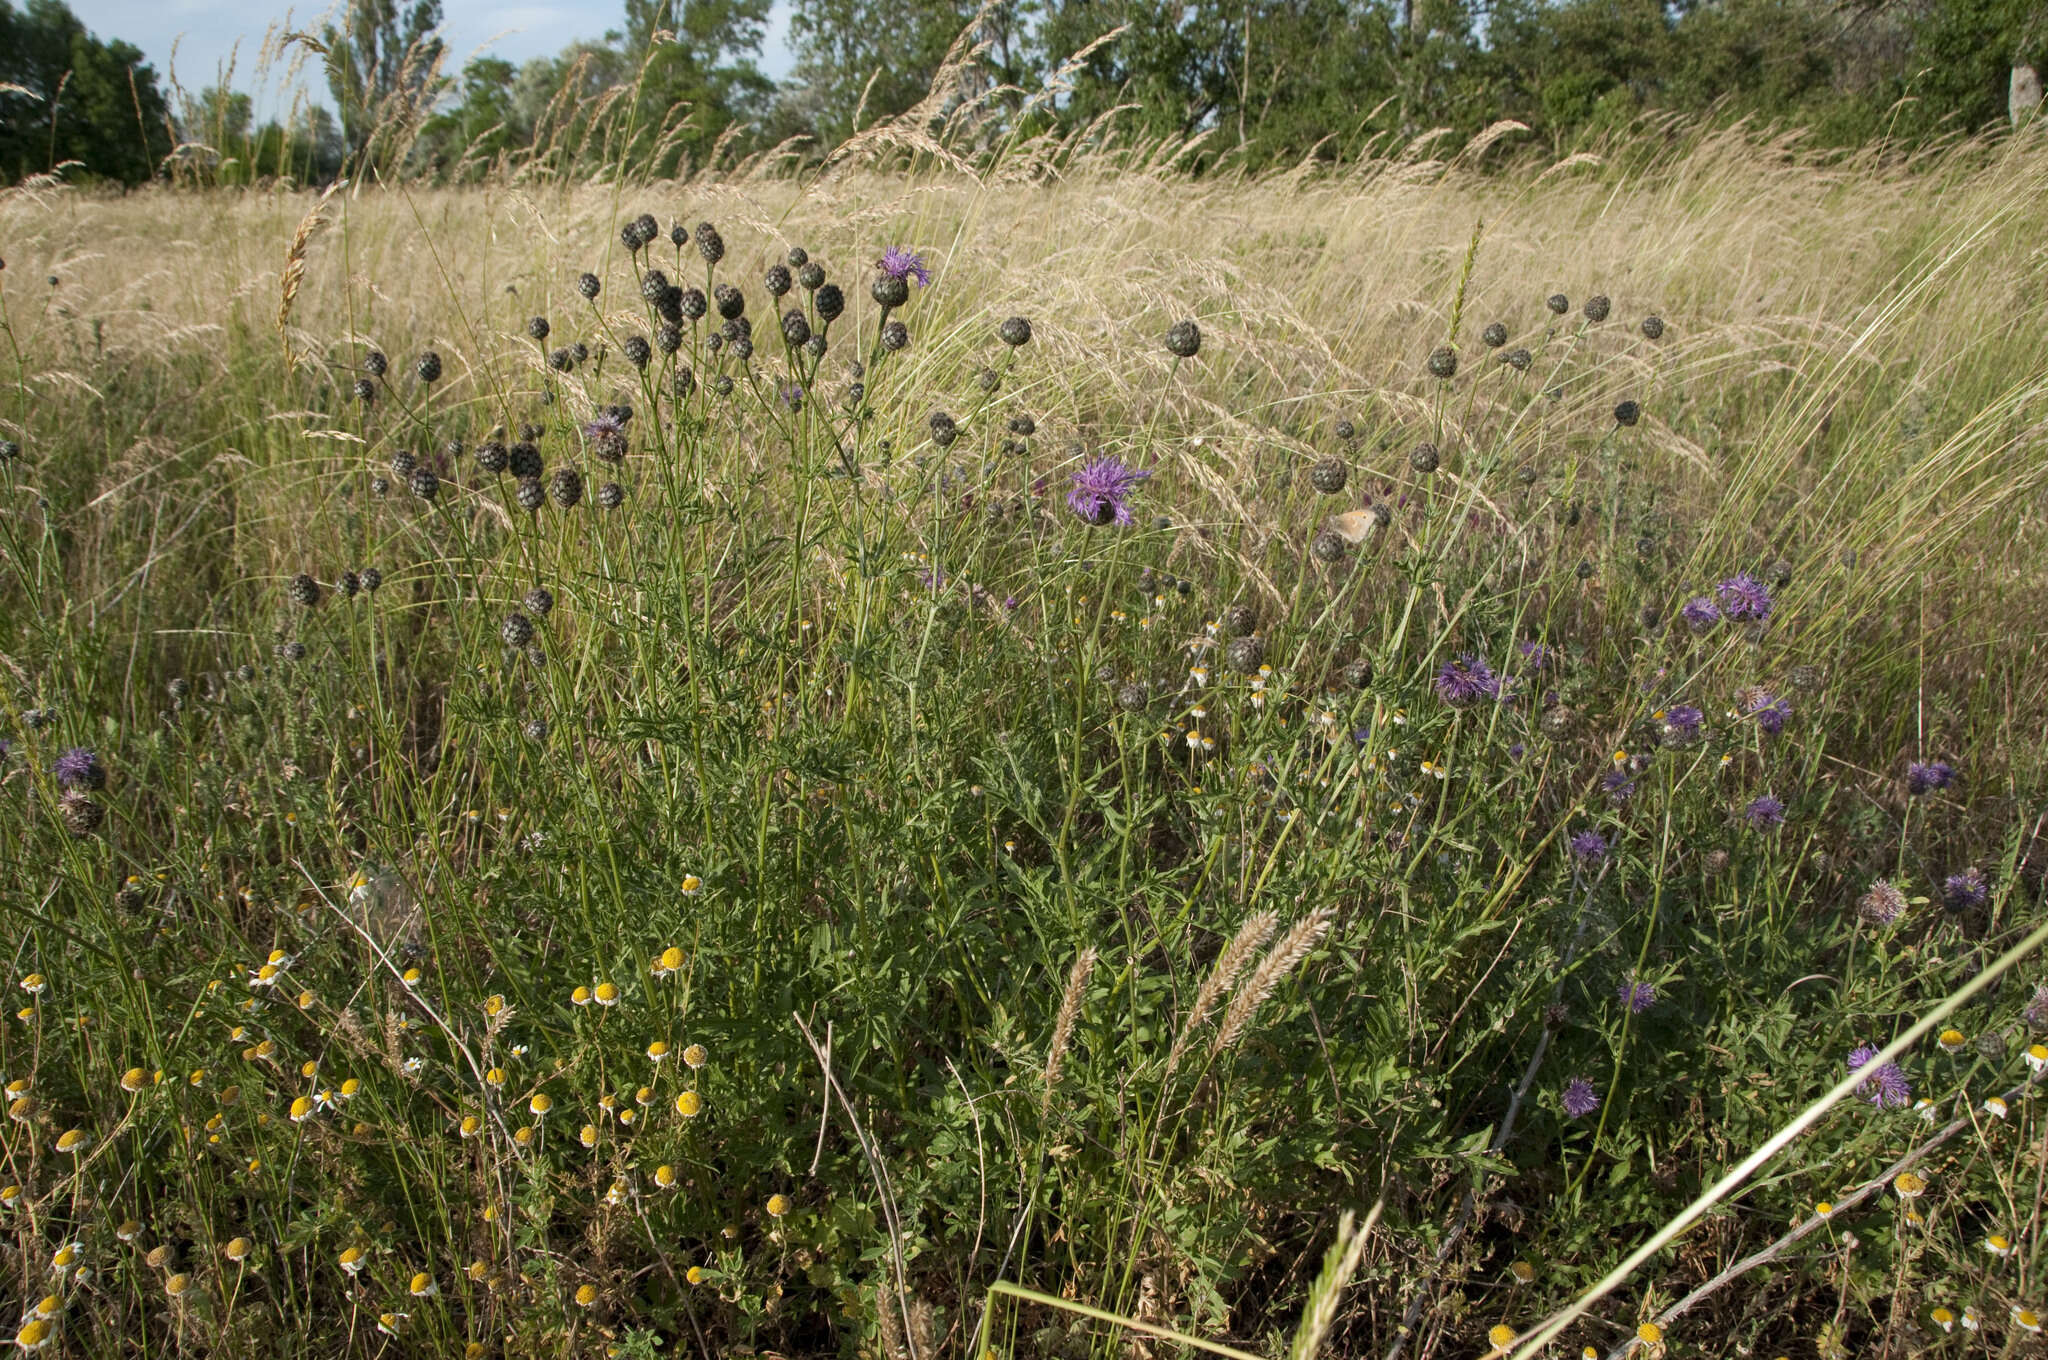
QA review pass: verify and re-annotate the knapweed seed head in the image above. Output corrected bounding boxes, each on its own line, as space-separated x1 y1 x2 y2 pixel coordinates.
1859 879 1908 926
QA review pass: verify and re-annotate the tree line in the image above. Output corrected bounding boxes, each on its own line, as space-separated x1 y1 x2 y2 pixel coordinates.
1 0 2041 186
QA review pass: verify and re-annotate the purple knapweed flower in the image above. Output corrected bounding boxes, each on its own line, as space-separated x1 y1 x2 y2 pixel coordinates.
878 246 931 288
1618 978 1656 1014
1518 640 1560 671
1508 742 1526 760
779 383 805 413
1066 455 1151 527
1943 867 1988 911
1847 1043 1912 1108
1662 704 1705 741
1906 760 1955 796
1742 690 1791 736
1562 1077 1600 1118
53 747 102 790
1681 596 1720 631
1716 572 1774 622
1745 793 1785 830
1434 654 1499 707
1601 768 1638 804
1569 830 1608 862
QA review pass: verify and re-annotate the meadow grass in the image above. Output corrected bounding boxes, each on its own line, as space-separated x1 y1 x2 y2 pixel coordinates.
2 123 2048 1358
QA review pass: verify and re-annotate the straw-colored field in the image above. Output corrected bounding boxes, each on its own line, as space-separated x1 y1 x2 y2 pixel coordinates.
2 127 2046 1357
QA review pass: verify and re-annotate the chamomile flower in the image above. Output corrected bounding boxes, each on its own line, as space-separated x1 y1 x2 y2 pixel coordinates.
14 1319 53 1352
49 1243 80 1272
1892 1171 1926 1199
767 1193 791 1218
1938 1028 1967 1054
647 1040 671 1063
683 1043 707 1069
513 1126 534 1147
2012 1305 2043 1334
579 1124 599 1148
1984 1095 2009 1119
571 986 593 1007
574 1284 599 1309
20 975 47 996
1984 1233 2016 1257
594 981 621 1007
120 1068 149 1093
687 1265 709 1285
2026 1043 2048 1075
339 1246 367 1275
528 1092 552 1118
681 875 702 895
408 1272 436 1297
289 1096 315 1123
163 1273 189 1299
223 1237 252 1263
1487 1324 1516 1351
458 1114 483 1138
653 1164 678 1189
652 947 685 978
376 1312 407 1336
1930 1305 1955 1332
1636 1322 1663 1345
53 1129 88 1155
1914 1097 1938 1123
675 1090 702 1118
485 1067 506 1089
482 994 506 1017
1961 1305 1981 1331
115 1220 140 1243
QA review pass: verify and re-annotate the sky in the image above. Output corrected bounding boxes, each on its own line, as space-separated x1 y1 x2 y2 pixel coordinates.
67 0 799 113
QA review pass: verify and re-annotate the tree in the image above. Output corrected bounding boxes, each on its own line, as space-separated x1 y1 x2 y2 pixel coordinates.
0 0 173 184
788 0 1011 147
317 0 447 172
